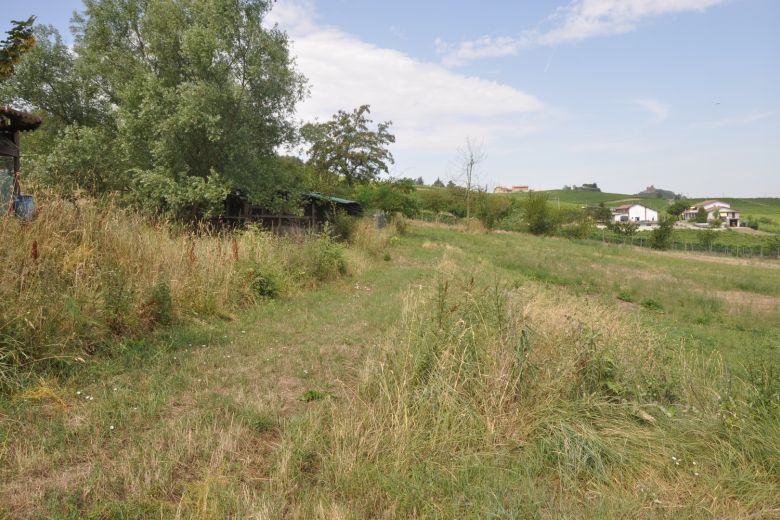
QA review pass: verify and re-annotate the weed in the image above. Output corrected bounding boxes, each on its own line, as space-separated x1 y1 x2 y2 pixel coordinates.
641 298 663 311
299 389 330 402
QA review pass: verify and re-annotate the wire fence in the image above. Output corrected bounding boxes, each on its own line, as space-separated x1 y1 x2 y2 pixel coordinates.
595 233 780 259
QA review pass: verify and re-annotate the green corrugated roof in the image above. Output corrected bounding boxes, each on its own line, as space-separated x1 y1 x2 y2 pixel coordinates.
304 192 360 205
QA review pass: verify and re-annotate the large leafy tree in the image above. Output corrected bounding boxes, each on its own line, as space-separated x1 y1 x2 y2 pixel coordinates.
302 105 395 186
4 0 307 218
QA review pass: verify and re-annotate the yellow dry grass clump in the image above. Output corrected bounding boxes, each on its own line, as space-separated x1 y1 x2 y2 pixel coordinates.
0 198 352 387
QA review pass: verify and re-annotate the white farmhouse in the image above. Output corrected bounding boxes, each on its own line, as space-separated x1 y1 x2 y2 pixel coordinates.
682 200 741 227
611 204 659 223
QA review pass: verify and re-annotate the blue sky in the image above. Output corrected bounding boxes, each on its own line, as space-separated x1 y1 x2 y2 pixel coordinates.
6 0 780 196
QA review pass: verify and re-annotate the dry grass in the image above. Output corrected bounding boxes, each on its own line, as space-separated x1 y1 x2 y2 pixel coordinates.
0 197 351 389
268 268 780 518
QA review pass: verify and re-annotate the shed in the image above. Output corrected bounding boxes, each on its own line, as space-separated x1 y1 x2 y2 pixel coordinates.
222 191 362 231
1 106 42 209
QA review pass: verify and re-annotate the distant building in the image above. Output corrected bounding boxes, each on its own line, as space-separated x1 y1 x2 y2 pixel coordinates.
511 185 530 193
573 182 601 192
611 204 659 223
637 185 676 200
682 200 740 227
494 186 511 193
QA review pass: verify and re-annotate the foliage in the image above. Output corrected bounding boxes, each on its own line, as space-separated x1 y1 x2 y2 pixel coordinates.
0 25 108 127
695 207 708 223
561 217 594 240
474 191 512 230
609 220 639 237
331 210 356 242
0 197 362 389
697 229 718 250
584 202 612 223
5 0 306 219
354 179 418 217
667 198 689 217
432 178 444 188
302 105 395 186
0 17 36 81
525 193 558 235
649 217 675 250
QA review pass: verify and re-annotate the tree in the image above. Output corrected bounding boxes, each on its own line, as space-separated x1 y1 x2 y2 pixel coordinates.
650 217 676 250
667 198 689 218
695 207 708 223
415 176 425 186
6 0 306 218
1 26 110 128
525 193 557 235
303 105 395 186
457 138 485 220
432 178 444 188
0 17 36 81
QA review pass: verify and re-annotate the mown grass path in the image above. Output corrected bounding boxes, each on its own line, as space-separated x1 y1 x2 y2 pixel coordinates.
0 237 440 518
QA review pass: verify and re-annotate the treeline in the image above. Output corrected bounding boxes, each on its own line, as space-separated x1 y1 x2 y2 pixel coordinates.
1 1 397 220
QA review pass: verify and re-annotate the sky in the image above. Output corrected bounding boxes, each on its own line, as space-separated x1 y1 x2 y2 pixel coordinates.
4 0 780 196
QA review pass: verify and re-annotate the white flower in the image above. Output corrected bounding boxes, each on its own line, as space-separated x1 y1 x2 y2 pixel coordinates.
76 391 82 395
109 425 115 430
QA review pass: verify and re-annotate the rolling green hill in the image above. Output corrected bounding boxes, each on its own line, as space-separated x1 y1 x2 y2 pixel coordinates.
501 190 780 230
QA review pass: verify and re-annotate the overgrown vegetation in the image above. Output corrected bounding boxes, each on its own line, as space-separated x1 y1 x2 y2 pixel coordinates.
0 197 359 390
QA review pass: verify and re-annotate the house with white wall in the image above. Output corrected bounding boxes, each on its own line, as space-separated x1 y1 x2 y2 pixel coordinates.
682 200 741 227
611 204 659 223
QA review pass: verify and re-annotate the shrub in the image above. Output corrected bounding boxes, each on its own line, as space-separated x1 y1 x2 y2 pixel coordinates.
649 217 675 250
697 229 718 250
391 213 408 235
525 193 557 235
331 210 356 242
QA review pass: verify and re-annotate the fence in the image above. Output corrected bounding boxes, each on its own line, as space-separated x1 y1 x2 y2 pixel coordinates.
596 233 780 259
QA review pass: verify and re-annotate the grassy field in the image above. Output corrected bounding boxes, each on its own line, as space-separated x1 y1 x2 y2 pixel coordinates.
2 221 779 518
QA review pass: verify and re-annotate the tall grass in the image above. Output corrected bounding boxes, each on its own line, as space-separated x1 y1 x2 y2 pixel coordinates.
268 272 780 517
0 198 351 389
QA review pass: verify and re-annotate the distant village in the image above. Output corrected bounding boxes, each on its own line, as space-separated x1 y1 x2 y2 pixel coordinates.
492 182 744 229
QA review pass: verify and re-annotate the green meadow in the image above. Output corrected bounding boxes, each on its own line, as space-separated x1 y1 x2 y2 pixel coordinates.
2 217 779 518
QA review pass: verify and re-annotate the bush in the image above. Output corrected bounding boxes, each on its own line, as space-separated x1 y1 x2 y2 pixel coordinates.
525 193 557 235
697 229 718 250
391 213 408 235
649 217 675 250
609 220 638 237
331 210 356 242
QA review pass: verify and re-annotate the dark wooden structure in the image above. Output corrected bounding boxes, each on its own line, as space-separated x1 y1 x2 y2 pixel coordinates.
1 106 42 207
223 191 362 231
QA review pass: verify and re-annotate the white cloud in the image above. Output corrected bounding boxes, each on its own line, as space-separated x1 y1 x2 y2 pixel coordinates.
269 0 545 152
437 0 727 67
633 98 670 122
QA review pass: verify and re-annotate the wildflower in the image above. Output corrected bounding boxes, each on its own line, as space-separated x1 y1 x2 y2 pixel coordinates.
694 472 699 476
671 456 677 461
76 391 82 396
109 425 115 431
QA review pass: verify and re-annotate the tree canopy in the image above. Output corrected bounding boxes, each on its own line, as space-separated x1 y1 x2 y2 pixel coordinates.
302 105 395 186
3 0 307 218
0 17 36 81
